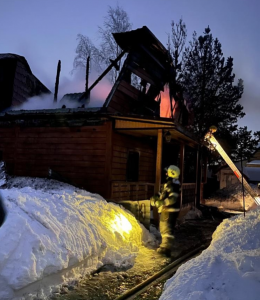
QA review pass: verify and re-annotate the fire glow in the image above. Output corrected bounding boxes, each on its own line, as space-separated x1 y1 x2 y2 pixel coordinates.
160 87 176 118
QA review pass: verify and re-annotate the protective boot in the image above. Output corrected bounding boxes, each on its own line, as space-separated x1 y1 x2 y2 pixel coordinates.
170 249 182 258
156 247 172 257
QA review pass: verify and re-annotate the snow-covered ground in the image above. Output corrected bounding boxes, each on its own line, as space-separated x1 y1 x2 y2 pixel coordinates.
160 185 260 300
2 175 260 300
0 177 155 300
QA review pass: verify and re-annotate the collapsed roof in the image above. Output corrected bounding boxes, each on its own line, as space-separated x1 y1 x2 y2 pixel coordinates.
62 26 174 117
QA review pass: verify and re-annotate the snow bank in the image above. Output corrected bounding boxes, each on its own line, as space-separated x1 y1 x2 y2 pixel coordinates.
0 177 154 300
160 207 260 300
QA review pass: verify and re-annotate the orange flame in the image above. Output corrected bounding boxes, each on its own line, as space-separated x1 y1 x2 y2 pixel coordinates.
160 87 175 118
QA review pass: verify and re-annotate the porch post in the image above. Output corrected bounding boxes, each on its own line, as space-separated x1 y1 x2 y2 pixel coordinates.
154 129 163 226
104 121 113 199
179 143 185 208
196 145 202 208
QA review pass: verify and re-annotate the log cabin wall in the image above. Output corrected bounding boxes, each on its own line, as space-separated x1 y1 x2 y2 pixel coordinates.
106 80 139 114
110 131 156 201
0 121 112 197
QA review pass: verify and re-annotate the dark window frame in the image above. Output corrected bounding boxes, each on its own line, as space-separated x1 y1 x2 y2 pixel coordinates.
126 150 140 182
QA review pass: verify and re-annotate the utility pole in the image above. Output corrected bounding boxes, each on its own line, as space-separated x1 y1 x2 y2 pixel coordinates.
54 60 61 103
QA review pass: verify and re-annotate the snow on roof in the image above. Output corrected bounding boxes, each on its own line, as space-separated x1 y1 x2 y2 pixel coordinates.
247 160 260 165
244 167 260 182
0 177 154 300
160 207 260 300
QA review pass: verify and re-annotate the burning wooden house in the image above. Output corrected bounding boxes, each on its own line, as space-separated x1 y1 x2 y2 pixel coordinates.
0 27 203 226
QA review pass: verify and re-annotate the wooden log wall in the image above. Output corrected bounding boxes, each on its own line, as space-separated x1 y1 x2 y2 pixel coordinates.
0 123 111 197
107 80 139 114
111 132 156 200
111 182 155 201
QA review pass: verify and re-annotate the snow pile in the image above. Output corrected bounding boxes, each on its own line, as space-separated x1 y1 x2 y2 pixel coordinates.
160 207 260 300
0 162 6 187
205 182 257 212
0 177 154 300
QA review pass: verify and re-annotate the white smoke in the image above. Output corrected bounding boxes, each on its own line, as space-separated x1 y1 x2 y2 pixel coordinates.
10 69 112 111
11 94 60 111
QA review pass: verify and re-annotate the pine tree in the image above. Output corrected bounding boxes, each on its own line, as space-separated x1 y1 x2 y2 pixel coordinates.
230 127 260 161
180 27 244 138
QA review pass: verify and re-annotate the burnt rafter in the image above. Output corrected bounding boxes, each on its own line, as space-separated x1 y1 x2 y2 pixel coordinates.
104 26 175 117
79 50 126 101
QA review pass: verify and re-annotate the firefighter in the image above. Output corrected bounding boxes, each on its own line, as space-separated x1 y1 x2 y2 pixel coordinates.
151 165 181 256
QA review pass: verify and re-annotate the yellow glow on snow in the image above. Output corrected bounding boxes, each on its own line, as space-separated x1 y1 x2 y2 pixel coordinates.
109 213 133 238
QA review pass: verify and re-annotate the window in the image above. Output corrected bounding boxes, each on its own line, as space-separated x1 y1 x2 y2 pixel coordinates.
126 151 139 181
130 73 141 89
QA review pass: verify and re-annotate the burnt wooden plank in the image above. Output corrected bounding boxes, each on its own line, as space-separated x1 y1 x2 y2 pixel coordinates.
18 131 107 138
16 137 107 144
111 91 133 108
66 172 105 180
111 162 127 169
34 160 105 167
117 80 140 101
113 151 128 158
107 106 118 113
112 169 127 175
128 65 156 86
17 143 107 151
112 174 127 181
108 96 132 114
17 126 107 133
112 157 127 164
104 122 112 198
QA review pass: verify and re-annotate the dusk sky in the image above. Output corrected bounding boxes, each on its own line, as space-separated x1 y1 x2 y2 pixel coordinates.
1 0 259 132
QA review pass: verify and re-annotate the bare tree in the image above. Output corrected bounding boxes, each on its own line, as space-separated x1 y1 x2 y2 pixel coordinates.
167 18 187 82
72 4 132 83
166 18 187 119
98 4 132 82
72 34 100 74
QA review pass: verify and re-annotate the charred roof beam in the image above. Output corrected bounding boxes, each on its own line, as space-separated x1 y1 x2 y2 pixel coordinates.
79 50 126 101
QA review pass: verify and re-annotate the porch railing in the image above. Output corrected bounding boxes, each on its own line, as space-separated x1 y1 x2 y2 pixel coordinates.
182 183 196 206
111 182 155 201
111 181 198 206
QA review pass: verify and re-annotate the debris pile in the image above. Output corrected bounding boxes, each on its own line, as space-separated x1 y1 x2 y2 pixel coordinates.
204 182 257 212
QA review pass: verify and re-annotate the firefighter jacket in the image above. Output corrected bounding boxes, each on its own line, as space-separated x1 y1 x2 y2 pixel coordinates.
158 177 181 213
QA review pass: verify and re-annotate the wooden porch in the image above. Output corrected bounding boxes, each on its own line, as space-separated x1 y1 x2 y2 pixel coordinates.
111 181 197 207
110 115 202 209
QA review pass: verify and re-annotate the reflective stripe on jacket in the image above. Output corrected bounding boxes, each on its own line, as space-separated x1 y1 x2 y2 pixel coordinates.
159 177 181 211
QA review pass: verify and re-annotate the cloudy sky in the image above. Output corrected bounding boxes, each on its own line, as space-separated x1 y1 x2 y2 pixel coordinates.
1 0 259 131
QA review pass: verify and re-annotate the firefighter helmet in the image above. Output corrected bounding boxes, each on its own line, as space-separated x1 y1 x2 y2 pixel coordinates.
167 165 180 179
209 125 217 133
